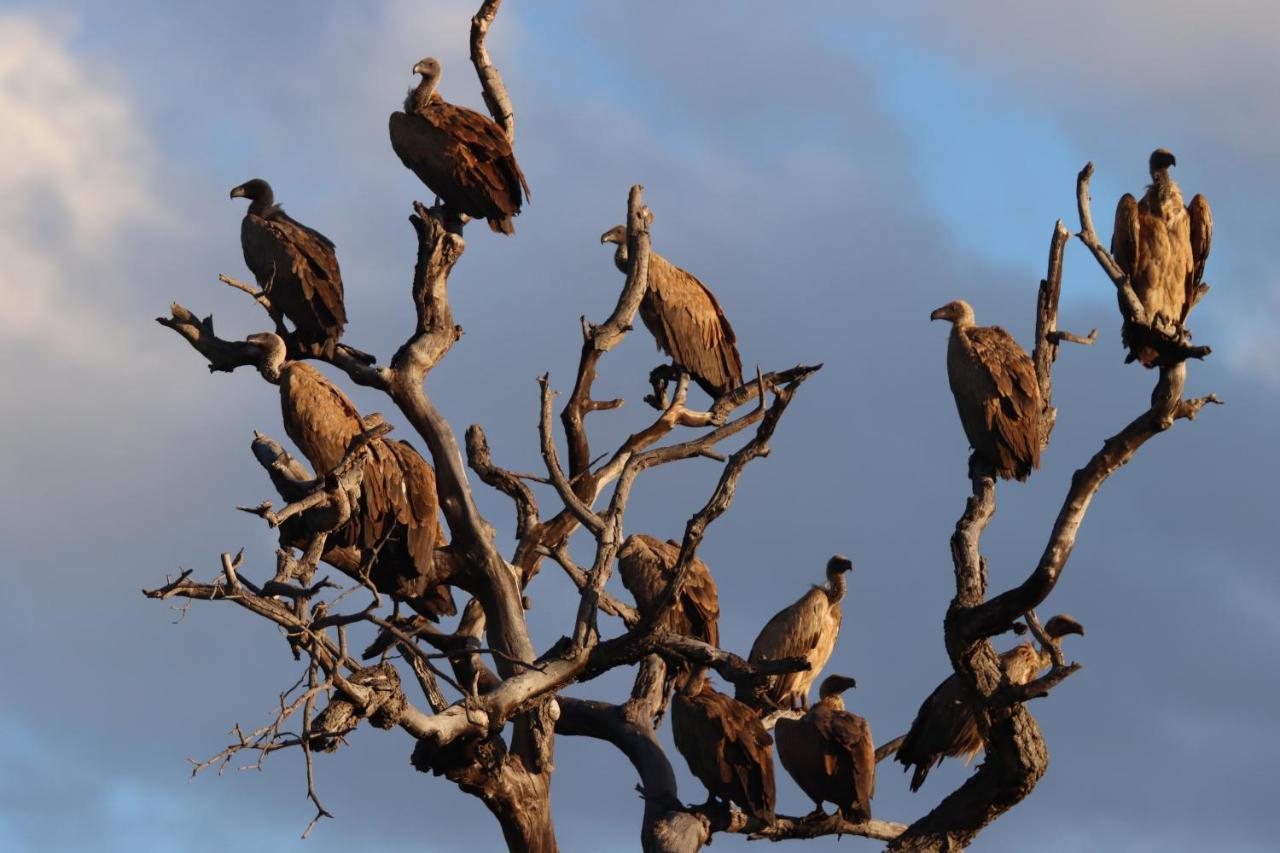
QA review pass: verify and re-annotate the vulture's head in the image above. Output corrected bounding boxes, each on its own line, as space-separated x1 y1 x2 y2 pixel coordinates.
246 332 287 383
1149 148 1177 173
818 674 858 698
599 224 627 246
412 57 442 85
930 299 975 328
826 555 853 577
229 178 273 205
1044 613 1085 639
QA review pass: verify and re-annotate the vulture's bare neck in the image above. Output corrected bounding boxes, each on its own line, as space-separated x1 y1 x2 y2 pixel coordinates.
825 570 847 603
612 243 629 274
407 79 438 113
1146 168 1184 215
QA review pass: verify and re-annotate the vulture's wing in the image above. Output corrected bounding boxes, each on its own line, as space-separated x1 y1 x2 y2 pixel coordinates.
749 588 825 665
1110 193 1140 279
1185 193 1212 320
384 440 441 572
267 212 347 341
645 255 743 396
896 672 974 791
279 363 364 473
617 534 667 611
963 326 1041 477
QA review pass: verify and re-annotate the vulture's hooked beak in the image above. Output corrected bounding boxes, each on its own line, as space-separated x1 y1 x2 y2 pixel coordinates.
929 305 948 322
229 185 246 200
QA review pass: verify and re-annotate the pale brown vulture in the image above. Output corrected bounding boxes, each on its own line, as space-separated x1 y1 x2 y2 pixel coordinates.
930 300 1041 481
617 534 720 716
775 674 875 821
741 556 853 711
1111 148 1213 366
389 57 529 235
601 224 743 398
895 615 1084 791
230 179 346 357
672 669 776 823
250 333 454 619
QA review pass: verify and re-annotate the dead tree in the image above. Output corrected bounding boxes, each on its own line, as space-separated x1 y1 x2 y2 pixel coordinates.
143 2 1219 850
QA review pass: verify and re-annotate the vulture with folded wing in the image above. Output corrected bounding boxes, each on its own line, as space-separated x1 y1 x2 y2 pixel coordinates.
389 57 529 235
1111 148 1213 366
231 179 346 356
672 669 776 823
775 674 875 821
601 224 743 398
249 333 454 619
895 615 1084 791
617 535 719 717
931 300 1041 481
741 556 853 711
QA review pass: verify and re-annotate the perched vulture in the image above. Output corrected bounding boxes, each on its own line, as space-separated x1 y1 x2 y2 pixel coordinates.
250 333 454 619
389 57 529 234
617 534 720 716
930 300 1041 481
895 615 1084 792
741 556 853 711
230 179 346 356
775 675 875 821
1110 148 1213 366
601 224 743 398
672 669 777 823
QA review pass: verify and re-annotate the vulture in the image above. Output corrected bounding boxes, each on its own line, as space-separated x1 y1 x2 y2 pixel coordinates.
930 300 1041 481
389 57 530 234
230 179 346 356
617 534 720 716
1111 148 1213 366
672 668 777 823
601 224 743 399
249 333 455 619
742 556 853 711
775 674 875 821
895 615 1084 792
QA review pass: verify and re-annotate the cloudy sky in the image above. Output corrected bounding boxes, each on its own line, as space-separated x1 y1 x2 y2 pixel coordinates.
2 1 1276 850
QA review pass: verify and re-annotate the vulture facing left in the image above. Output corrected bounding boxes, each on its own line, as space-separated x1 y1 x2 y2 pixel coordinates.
775 674 875 821
231 179 346 356
672 669 777 823
390 57 529 234
895 615 1084 791
601 224 743 399
741 556 853 711
1110 148 1213 366
931 300 1042 481
250 333 455 620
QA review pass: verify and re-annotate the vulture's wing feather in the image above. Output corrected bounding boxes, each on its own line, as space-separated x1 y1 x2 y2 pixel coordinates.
279 363 363 473
1185 193 1212 321
749 588 826 663
266 213 346 340
960 326 1041 479
1110 193 1140 279
644 254 743 396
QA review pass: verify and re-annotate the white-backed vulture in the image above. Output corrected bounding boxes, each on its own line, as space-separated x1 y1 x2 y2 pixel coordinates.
895 615 1084 791
249 333 454 619
1110 148 1213 367
671 669 776 823
601 224 743 398
617 534 719 715
930 300 1041 481
742 556 853 711
775 674 875 821
230 179 346 357
389 57 529 235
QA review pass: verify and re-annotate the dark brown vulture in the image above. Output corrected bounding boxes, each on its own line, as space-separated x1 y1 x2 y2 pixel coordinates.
775 674 875 821
617 534 720 716
249 333 454 619
389 57 529 234
671 668 776 823
741 556 853 711
1110 148 1213 366
601 224 743 398
230 179 346 356
930 300 1041 481
895 615 1084 791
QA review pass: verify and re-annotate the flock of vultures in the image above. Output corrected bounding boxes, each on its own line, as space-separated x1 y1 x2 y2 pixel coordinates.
226 56 1212 824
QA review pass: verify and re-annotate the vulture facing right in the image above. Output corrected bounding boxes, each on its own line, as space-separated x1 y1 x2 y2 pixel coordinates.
231 179 346 356
601 224 743 399
389 57 529 234
775 674 875 821
250 333 454 619
931 299 1042 481
742 556 853 711
895 615 1084 791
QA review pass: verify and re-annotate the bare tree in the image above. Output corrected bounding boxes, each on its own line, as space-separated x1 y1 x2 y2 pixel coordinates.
144 2 1219 850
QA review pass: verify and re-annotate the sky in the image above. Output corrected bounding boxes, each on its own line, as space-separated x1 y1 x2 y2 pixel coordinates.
1 1 1276 850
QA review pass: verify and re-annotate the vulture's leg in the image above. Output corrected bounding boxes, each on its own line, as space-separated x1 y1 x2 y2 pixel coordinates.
644 363 679 410
805 803 827 820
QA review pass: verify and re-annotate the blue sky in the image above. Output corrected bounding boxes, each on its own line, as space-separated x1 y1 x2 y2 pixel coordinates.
2 2 1276 851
